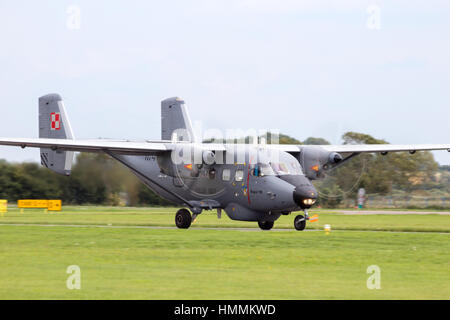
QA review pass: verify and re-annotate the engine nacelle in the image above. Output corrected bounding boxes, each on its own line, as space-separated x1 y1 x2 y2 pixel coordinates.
298 146 342 180
202 150 216 166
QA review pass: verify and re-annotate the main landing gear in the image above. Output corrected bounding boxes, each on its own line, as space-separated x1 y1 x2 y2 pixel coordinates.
258 221 274 230
175 207 203 229
294 209 309 231
175 208 192 229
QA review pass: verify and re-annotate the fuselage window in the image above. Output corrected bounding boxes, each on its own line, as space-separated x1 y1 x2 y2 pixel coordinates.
222 168 231 181
235 169 244 182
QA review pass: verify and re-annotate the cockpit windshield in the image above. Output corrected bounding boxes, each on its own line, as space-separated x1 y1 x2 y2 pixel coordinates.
270 161 303 175
250 151 303 177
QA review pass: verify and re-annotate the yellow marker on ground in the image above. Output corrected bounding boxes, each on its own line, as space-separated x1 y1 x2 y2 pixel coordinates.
0 200 7 217
17 199 62 212
47 200 62 211
324 224 331 235
18 199 48 209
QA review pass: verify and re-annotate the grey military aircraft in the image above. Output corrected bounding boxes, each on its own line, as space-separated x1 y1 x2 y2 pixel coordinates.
0 93 449 230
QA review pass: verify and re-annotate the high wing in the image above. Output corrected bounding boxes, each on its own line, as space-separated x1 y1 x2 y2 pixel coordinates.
319 144 450 153
0 137 169 155
1 138 449 155
0 138 227 155
264 143 450 180
270 144 450 154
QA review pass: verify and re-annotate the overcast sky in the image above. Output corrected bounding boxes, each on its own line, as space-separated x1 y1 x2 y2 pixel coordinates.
1 0 449 164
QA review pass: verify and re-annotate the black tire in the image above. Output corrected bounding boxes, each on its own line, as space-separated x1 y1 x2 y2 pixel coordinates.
258 220 274 230
294 215 306 231
175 209 192 229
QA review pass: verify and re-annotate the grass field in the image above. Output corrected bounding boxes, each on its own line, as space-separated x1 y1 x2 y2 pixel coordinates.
0 206 449 299
1 206 449 232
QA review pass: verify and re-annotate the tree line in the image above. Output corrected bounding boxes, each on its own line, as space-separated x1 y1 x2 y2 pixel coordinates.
312 132 444 207
0 153 172 206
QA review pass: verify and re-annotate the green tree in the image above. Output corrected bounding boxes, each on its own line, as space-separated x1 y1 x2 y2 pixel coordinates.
328 132 438 199
303 137 331 145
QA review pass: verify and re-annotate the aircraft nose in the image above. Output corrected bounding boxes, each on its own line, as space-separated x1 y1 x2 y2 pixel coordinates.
278 175 318 208
293 185 318 208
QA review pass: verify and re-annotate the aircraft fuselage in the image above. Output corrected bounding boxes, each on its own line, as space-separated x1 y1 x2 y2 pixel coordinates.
109 145 318 223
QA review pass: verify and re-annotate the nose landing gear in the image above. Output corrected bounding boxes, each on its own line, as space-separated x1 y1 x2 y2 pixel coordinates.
294 209 309 231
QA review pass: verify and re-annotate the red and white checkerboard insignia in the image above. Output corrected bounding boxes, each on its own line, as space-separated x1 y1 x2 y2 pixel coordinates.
50 112 61 131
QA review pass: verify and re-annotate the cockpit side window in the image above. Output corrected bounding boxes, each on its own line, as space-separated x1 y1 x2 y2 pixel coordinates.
250 163 274 177
251 165 260 177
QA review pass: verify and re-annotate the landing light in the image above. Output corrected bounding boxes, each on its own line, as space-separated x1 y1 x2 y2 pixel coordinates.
303 198 316 205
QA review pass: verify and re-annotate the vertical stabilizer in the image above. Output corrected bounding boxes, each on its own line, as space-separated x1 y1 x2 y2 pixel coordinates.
161 97 195 142
38 93 74 175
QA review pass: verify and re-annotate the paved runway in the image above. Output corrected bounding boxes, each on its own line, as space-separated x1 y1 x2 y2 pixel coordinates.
0 223 308 232
0 223 448 234
337 210 450 215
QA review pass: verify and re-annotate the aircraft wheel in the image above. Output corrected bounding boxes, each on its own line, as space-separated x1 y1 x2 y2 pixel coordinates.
294 215 306 231
258 220 274 230
175 209 192 229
